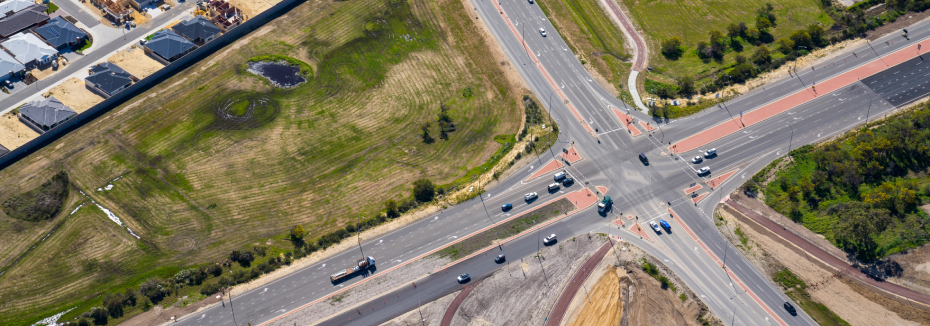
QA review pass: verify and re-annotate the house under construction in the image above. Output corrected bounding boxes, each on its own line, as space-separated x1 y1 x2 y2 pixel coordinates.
91 0 131 23
200 0 245 32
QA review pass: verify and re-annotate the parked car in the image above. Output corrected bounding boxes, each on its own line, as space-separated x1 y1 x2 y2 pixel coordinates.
495 254 505 263
457 273 471 283
547 183 560 192
691 156 703 164
562 177 574 186
649 221 662 233
525 192 538 201
704 148 717 157
539 28 547 37
501 203 513 211
659 220 671 231
697 166 710 176
783 302 797 316
543 234 557 245
554 171 566 181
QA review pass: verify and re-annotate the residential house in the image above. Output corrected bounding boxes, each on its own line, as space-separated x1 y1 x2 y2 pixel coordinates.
18 96 76 133
171 16 221 45
201 0 243 32
0 0 36 18
143 29 196 64
0 4 49 38
85 62 134 98
0 48 25 82
33 16 88 49
1 32 57 68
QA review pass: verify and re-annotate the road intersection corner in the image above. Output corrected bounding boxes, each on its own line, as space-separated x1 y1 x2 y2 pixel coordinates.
525 159 563 181
561 145 583 163
708 169 738 189
595 186 608 195
691 192 709 204
638 120 655 131
627 222 653 241
611 108 642 136
683 184 703 194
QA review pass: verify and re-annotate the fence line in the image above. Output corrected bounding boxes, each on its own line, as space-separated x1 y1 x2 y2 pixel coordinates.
0 0 306 170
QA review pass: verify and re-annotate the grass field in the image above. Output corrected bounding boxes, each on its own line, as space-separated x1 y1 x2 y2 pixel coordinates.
620 0 831 83
537 0 633 102
0 0 527 324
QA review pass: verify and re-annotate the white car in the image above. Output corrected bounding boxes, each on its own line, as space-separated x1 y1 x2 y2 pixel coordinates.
525 192 538 201
554 171 566 181
697 166 710 175
539 28 547 37
649 221 662 233
547 183 560 191
704 148 717 157
543 234 557 244
691 156 703 164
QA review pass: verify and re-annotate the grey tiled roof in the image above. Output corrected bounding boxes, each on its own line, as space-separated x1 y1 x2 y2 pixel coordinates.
34 16 87 48
145 29 196 61
0 4 48 38
1 32 57 65
0 0 35 18
86 62 132 96
171 16 221 43
20 96 75 130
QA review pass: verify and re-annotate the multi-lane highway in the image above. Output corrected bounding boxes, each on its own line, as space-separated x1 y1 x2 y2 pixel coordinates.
171 0 930 325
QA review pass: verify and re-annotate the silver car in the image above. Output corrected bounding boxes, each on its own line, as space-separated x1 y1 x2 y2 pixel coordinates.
697 166 710 175
692 156 703 164
543 234 557 244
539 28 547 37
525 192 538 201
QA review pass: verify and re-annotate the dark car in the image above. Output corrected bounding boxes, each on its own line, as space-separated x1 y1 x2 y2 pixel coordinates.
495 254 505 263
660 220 671 231
639 153 648 165
502 203 513 211
562 177 574 186
783 302 797 316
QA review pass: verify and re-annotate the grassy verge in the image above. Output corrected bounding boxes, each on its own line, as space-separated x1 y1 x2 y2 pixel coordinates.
774 269 851 326
46 2 59 13
433 198 576 261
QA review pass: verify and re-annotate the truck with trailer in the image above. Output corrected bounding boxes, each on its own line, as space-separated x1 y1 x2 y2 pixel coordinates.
598 196 612 213
330 256 376 283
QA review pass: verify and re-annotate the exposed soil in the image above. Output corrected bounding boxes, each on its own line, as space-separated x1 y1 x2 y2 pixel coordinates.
0 112 39 150
562 242 716 326
107 46 165 79
43 77 105 113
716 202 927 326
886 244 930 297
119 294 225 326
380 291 459 326
228 0 272 18
865 11 930 41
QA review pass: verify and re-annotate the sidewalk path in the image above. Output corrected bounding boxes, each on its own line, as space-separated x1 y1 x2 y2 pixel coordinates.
673 37 930 153
726 200 930 307
440 282 479 326
543 240 612 326
598 0 649 112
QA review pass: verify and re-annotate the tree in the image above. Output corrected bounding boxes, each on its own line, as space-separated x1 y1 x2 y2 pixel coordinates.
660 37 682 59
139 278 167 302
735 54 747 64
90 307 108 325
104 293 124 318
727 23 740 41
709 30 726 55
412 178 435 202
384 199 399 217
420 121 434 143
696 41 710 60
77 318 91 326
752 45 772 65
755 17 772 31
677 76 695 97
776 38 795 54
807 24 826 46
789 30 811 49
438 121 449 140
738 21 748 35
757 3 776 26
289 225 305 246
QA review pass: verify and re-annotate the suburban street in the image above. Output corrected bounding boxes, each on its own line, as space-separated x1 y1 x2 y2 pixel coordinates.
165 0 930 326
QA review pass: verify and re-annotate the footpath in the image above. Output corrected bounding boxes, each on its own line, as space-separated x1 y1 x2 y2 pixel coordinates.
726 200 930 307
543 241 613 326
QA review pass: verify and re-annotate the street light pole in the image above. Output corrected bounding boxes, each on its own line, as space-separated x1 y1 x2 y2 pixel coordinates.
863 83 873 126
476 169 494 224
356 215 364 256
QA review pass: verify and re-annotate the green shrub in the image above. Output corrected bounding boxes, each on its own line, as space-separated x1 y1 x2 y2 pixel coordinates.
2 171 69 221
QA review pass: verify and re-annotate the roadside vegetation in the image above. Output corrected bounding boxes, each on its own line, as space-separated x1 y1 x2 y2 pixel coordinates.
773 269 851 326
0 0 531 324
751 103 930 261
536 0 634 104
1 171 69 222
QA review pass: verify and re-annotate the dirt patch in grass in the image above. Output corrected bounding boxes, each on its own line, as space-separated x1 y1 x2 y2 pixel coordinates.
433 198 576 261
0 112 39 150
43 77 105 113
228 0 272 18
108 46 165 79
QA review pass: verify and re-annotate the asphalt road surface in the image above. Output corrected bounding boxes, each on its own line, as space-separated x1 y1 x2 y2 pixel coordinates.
170 1 930 325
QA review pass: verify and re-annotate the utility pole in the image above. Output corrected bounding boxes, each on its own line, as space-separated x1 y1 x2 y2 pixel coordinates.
861 78 873 126
476 168 494 224
356 215 364 256
227 267 237 325
547 91 557 158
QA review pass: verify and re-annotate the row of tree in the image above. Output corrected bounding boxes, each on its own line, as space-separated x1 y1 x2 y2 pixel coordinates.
757 104 930 260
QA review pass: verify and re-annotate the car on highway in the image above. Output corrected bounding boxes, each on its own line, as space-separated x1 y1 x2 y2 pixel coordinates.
783 302 797 316
547 183 560 192
495 254 505 263
554 171 566 181
539 28 546 37
528 0 533 3
704 148 717 158
659 220 671 231
639 153 648 165
502 203 513 211
649 221 662 233
543 234 557 245
697 166 710 176
562 177 574 186
691 156 703 164
457 273 471 283
525 192 538 201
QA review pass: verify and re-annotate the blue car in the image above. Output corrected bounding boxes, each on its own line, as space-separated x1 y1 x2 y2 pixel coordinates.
659 220 671 231
502 203 513 211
